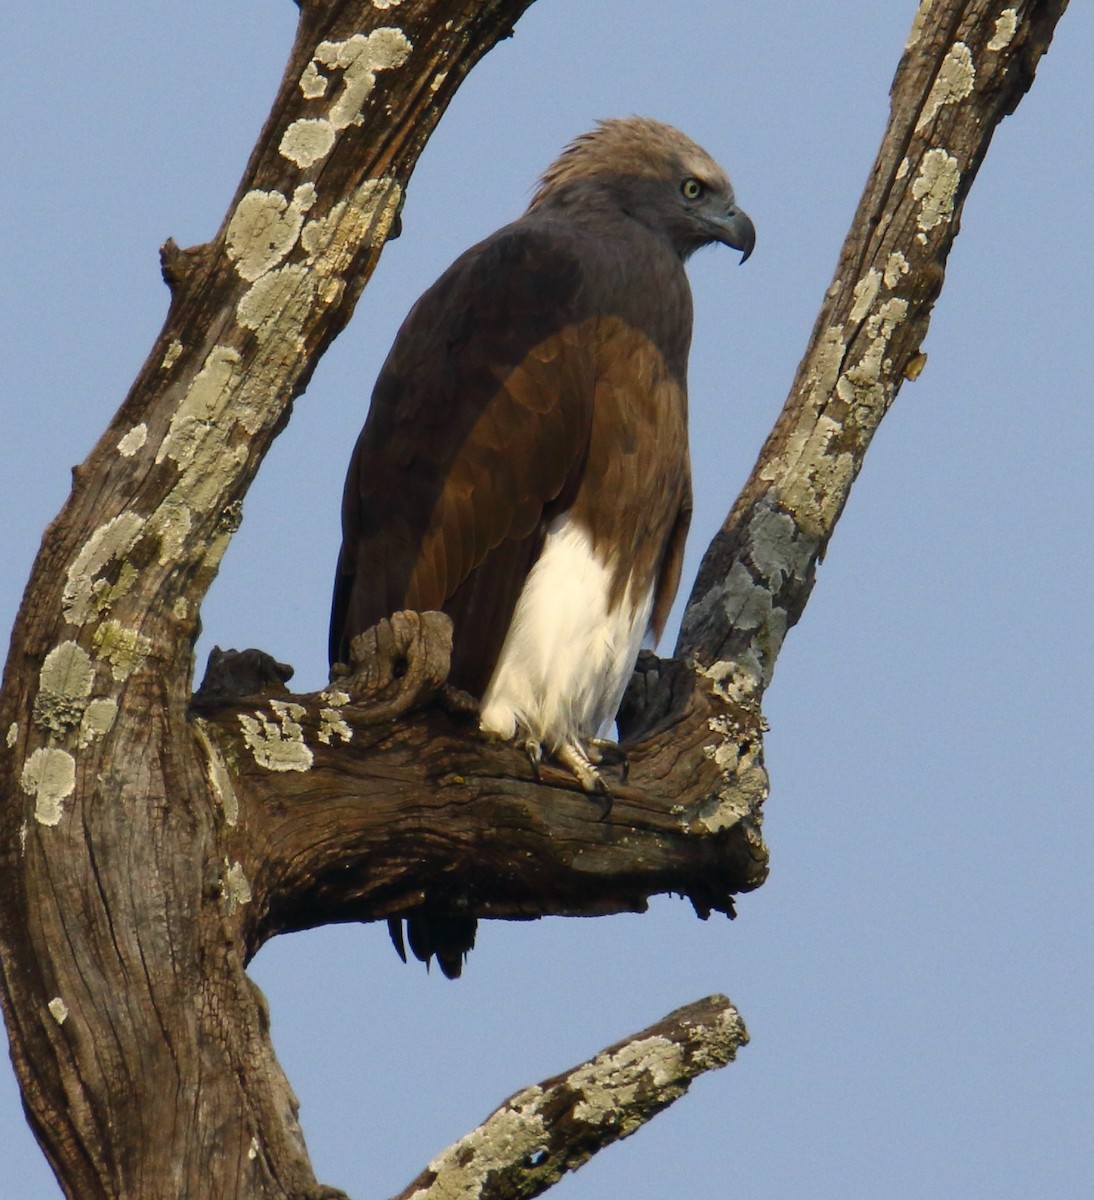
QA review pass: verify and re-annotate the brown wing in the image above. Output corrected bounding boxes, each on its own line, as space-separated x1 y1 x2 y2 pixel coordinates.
330 220 598 693
564 312 694 644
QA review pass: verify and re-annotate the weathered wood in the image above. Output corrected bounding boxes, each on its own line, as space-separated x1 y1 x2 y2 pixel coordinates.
680 0 1070 683
0 2 1070 1198
0 3 539 1198
389 995 748 1200
192 613 767 959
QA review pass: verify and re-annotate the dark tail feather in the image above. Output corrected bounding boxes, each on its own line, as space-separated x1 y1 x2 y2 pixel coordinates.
387 917 408 963
388 914 478 979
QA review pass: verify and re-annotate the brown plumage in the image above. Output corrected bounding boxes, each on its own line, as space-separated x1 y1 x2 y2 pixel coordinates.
330 118 754 977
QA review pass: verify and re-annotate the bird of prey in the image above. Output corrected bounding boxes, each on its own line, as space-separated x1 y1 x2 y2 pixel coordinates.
330 117 754 976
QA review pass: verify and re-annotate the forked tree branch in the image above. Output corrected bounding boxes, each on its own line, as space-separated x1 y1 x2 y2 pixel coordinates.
191 0 1069 964
0 2 1069 1197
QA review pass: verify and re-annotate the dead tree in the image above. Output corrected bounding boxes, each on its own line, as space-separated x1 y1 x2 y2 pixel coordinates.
0 2 1069 1197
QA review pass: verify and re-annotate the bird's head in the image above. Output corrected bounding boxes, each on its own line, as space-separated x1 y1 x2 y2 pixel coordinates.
530 116 755 263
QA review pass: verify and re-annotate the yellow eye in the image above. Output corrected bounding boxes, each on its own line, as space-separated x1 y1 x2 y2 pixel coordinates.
681 178 704 200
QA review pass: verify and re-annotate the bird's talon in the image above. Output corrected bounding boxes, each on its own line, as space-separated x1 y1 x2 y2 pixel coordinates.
587 737 628 779
523 738 544 779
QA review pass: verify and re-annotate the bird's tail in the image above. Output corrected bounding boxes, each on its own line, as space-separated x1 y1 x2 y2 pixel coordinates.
387 914 478 980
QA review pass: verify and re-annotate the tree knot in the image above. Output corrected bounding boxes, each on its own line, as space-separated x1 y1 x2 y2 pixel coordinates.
331 610 463 722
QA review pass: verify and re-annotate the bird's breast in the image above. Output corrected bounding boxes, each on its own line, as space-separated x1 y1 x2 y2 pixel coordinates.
478 513 654 749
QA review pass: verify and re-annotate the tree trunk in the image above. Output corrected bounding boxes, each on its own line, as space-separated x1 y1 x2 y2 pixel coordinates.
0 1 1069 1197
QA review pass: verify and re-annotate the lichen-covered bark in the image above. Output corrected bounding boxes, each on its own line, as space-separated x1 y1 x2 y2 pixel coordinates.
0 2 1069 1198
679 0 1070 684
191 618 766 962
389 995 747 1200
0 4 539 1198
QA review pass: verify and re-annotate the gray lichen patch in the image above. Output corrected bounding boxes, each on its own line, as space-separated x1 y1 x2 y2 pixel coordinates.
408 1087 548 1200
226 185 317 283
92 620 152 683
21 747 76 826
62 512 145 625
47 997 69 1025
989 9 1018 51
6 722 17 748
718 561 777 635
300 177 403 266
696 746 768 833
317 689 352 745
281 29 412 169
569 1035 680 1125
916 42 974 130
33 641 95 737
746 495 816 593
717 561 789 686
78 698 118 748
193 719 240 825
913 148 961 233
116 424 148 457
221 860 252 914
239 700 313 772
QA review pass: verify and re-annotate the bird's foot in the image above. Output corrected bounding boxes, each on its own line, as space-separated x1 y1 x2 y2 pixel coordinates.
556 741 612 819
522 737 544 780
584 737 629 783
511 731 618 817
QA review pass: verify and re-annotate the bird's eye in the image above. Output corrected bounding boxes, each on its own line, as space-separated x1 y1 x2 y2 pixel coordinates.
681 178 704 201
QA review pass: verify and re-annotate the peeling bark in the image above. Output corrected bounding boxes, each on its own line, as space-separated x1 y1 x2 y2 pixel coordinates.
0 2 1069 1197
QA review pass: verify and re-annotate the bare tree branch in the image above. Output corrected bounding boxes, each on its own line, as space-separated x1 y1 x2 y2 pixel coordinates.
390 996 747 1200
0 5 542 1197
680 0 1070 680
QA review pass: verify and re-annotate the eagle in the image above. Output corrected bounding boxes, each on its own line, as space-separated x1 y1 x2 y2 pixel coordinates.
330 117 754 976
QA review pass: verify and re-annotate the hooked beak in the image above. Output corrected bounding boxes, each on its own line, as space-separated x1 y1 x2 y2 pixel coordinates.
712 206 756 263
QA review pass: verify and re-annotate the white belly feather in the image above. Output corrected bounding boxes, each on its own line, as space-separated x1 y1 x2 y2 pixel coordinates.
479 513 653 752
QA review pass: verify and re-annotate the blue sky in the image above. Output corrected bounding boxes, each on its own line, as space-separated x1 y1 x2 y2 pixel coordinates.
2 3 1092 1197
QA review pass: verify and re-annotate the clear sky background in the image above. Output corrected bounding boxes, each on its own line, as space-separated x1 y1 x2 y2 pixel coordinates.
2 3 1092 1197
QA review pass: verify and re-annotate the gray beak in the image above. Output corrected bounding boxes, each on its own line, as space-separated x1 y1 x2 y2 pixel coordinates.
714 206 756 263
